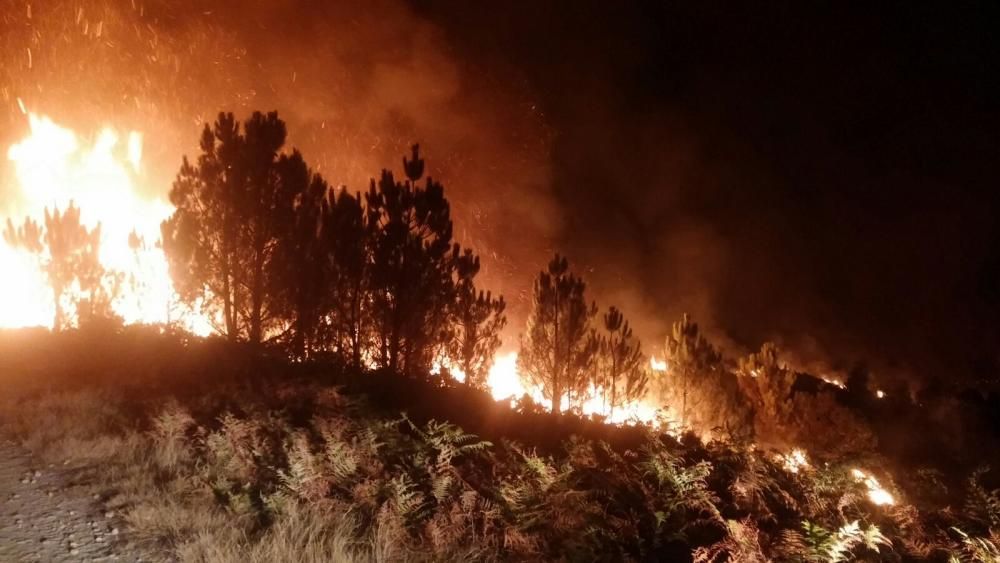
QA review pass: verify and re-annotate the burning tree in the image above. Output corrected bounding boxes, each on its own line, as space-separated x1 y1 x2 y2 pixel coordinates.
737 343 875 456
4 204 116 330
319 189 371 368
518 254 598 414
366 145 458 373
448 248 507 388
660 314 752 435
162 111 300 344
269 151 331 358
595 306 648 418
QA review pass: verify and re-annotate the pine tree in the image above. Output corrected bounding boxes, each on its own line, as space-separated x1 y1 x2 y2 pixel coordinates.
269 150 331 358
596 306 648 418
162 111 296 344
321 188 371 368
737 343 875 453
518 254 598 414
4 204 112 330
659 314 754 436
663 314 723 428
448 248 507 388
366 145 456 373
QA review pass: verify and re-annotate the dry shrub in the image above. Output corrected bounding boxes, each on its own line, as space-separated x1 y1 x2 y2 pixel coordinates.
150 399 196 470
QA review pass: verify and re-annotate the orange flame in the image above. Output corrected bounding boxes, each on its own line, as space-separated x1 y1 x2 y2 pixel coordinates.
0 110 211 334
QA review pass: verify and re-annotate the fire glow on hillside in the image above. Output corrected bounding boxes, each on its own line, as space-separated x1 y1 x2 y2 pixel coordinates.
0 110 901 514
1 110 665 425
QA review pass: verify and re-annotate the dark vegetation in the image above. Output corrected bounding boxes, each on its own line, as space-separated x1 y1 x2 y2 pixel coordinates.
3 327 1000 561
3 111 1000 560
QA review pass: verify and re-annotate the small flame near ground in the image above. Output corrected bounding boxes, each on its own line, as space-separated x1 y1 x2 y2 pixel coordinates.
777 449 895 507
433 352 670 426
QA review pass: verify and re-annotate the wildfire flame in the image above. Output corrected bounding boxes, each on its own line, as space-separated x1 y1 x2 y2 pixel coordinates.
851 468 895 506
433 351 668 425
778 449 896 507
0 110 211 334
779 448 810 473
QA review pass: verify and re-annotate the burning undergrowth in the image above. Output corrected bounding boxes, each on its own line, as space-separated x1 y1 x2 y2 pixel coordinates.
1 328 999 562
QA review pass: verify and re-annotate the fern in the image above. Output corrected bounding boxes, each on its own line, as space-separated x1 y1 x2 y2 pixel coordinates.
641 446 722 527
965 467 1000 531
278 431 330 501
322 433 360 484
778 520 891 562
950 527 1000 563
693 518 768 563
386 473 428 526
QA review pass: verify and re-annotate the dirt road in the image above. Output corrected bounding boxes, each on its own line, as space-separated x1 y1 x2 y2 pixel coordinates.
0 440 146 562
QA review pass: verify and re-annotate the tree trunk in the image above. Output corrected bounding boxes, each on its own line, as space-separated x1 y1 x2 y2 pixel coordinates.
250 250 264 345
552 290 562 414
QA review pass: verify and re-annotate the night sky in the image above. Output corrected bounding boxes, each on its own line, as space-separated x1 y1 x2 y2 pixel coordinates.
0 0 997 389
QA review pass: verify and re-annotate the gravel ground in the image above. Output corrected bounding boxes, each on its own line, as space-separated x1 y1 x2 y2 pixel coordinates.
0 440 150 563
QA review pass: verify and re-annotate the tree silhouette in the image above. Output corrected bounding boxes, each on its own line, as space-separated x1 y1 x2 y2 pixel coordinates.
736 342 794 439
660 314 752 436
448 248 507 388
162 111 296 344
596 306 648 418
518 254 598 414
4 203 113 330
366 145 457 373
662 314 723 428
269 150 330 358
321 188 372 368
